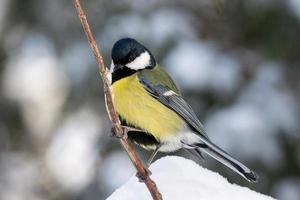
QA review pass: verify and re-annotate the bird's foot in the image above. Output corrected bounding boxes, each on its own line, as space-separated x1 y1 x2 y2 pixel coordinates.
110 127 128 139
110 126 144 139
110 127 124 139
122 126 145 134
136 167 152 182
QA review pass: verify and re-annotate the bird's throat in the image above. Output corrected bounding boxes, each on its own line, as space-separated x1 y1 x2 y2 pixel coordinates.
111 67 137 84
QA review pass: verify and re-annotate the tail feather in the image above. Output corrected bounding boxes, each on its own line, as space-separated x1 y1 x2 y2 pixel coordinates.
193 141 258 183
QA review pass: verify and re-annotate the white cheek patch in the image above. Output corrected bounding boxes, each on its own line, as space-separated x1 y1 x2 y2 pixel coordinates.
126 51 151 70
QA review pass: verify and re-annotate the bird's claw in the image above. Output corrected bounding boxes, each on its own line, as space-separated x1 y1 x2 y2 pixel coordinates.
110 127 128 139
122 126 145 133
110 126 144 139
136 167 152 183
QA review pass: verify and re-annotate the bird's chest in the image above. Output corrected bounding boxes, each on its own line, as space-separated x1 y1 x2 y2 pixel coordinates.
111 75 183 139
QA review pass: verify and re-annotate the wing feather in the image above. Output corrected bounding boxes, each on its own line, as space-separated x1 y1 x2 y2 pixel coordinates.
139 75 208 138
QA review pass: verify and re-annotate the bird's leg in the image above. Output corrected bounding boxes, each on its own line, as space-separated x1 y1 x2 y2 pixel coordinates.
136 145 161 182
110 125 145 139
110 127 123 138
136 166 152 182
111 126 157 182
146 145 161 167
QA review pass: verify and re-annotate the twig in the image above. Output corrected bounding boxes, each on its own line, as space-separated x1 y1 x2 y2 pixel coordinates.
73 1 163 200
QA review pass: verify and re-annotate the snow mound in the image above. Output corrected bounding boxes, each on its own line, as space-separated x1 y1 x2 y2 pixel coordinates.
106 156 275 200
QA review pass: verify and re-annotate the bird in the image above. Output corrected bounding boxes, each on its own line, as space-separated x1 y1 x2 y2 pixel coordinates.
108 37 258 183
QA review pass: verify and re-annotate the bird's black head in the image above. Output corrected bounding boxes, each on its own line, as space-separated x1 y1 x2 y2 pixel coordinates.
110 38 156 81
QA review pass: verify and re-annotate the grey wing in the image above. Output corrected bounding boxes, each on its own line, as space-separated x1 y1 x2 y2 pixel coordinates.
139 75 208 139
139 76 259 183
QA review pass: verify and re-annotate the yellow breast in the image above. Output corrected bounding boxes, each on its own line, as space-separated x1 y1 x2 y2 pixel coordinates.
112 74 184 140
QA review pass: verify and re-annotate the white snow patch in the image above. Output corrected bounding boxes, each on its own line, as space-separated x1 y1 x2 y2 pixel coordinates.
61 41 94 84
106 156 275 200
46 108 102 192
0 153 42 200
99 9 195 50
164 40 241 95
99 151 135 191
205 63 298 168
2 33 69 138
272 178 300 200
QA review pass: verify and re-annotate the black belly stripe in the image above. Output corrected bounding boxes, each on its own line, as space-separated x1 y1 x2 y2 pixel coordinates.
119 117 159 146
127 131 159 146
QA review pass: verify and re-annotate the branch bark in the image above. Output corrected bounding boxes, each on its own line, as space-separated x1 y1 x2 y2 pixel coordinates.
73 1 163 200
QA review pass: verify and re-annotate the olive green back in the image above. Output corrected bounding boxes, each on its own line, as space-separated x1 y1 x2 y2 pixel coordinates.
138 65 179 93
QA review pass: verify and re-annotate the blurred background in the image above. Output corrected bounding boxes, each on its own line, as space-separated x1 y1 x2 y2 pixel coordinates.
0 0 300 199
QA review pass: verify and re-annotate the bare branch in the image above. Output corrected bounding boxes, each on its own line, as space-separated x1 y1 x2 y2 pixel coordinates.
73 1 163 199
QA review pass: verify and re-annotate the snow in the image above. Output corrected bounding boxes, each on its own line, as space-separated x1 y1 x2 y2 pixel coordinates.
164 40 241 95
99 9 195 50
2 33 69 138
46 108 102 192
106 156 275 200
205 63 299 168
62 41 94 84
0 153 43 200
99 151 135 191
272 178 300 200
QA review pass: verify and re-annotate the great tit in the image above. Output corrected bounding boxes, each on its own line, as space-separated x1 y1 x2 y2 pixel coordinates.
109 38 258 182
